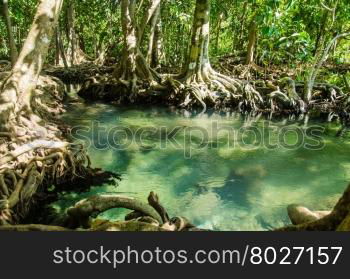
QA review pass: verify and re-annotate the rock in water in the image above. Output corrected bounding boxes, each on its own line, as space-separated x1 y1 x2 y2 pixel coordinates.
287 204 331 225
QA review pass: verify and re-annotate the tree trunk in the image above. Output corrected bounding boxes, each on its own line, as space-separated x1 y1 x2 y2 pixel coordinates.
66 0 77 66
0 0 90 224
65 0 87 66
0 0 64 132
137 0 161 44
234 1 248 52
115 0 159 96
313 11 328 56
1 0 18 66
118 0 138 90
95 37 107 65
57 25 69 68
343 74 350 92
78 26 86 52
245 19 257 65
304 32 350 102
181 0 236 87
146 4 161 67
55 27 60 66
215 14 223 54
171 0 263 112
182 0 212 83
0 0 67 223
151 14 164 68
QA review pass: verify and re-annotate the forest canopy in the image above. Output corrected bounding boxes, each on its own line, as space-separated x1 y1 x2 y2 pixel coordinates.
1 0 349 73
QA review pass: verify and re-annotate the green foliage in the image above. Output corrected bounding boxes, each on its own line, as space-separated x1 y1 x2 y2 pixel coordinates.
1 0 349 69
0 0 36 59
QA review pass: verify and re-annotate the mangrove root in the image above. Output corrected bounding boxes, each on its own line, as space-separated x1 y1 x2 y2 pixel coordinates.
277 184 350 231
66 194 164 228
287 204 331 225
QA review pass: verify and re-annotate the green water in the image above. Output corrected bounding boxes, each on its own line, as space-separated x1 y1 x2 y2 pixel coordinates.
57 102 350 231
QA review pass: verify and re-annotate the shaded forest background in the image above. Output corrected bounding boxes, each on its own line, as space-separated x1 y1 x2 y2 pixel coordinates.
1 0 350 86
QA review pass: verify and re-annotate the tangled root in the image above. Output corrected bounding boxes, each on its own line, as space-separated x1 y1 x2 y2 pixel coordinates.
62 192 204 232
167 67 264 112
277 184 350 231
76 63 348 114
0 140 91 225
66 193 164 228
0 192 207 232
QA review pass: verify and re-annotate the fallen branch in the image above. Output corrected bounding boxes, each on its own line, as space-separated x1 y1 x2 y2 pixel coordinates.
67 194 163 228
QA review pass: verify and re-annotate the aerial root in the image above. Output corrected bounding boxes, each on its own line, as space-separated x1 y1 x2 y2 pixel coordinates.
66 193 164 228
147 191 170 223
262 77 306 112
277 184 350 231
167 68 264 112
61 192 202 232
287 204 331 226
74 63 348 113
0 142 91 224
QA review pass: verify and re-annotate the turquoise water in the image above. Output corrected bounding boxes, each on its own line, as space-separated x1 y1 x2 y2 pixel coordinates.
57 102 350 231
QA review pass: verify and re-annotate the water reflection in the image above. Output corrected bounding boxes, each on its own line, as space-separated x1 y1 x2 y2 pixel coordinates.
56 104 350 231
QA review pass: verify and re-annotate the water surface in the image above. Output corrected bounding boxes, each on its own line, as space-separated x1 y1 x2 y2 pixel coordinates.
57 102 350 231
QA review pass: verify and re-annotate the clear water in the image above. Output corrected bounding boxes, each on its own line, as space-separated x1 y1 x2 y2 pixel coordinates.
56 102 350 231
